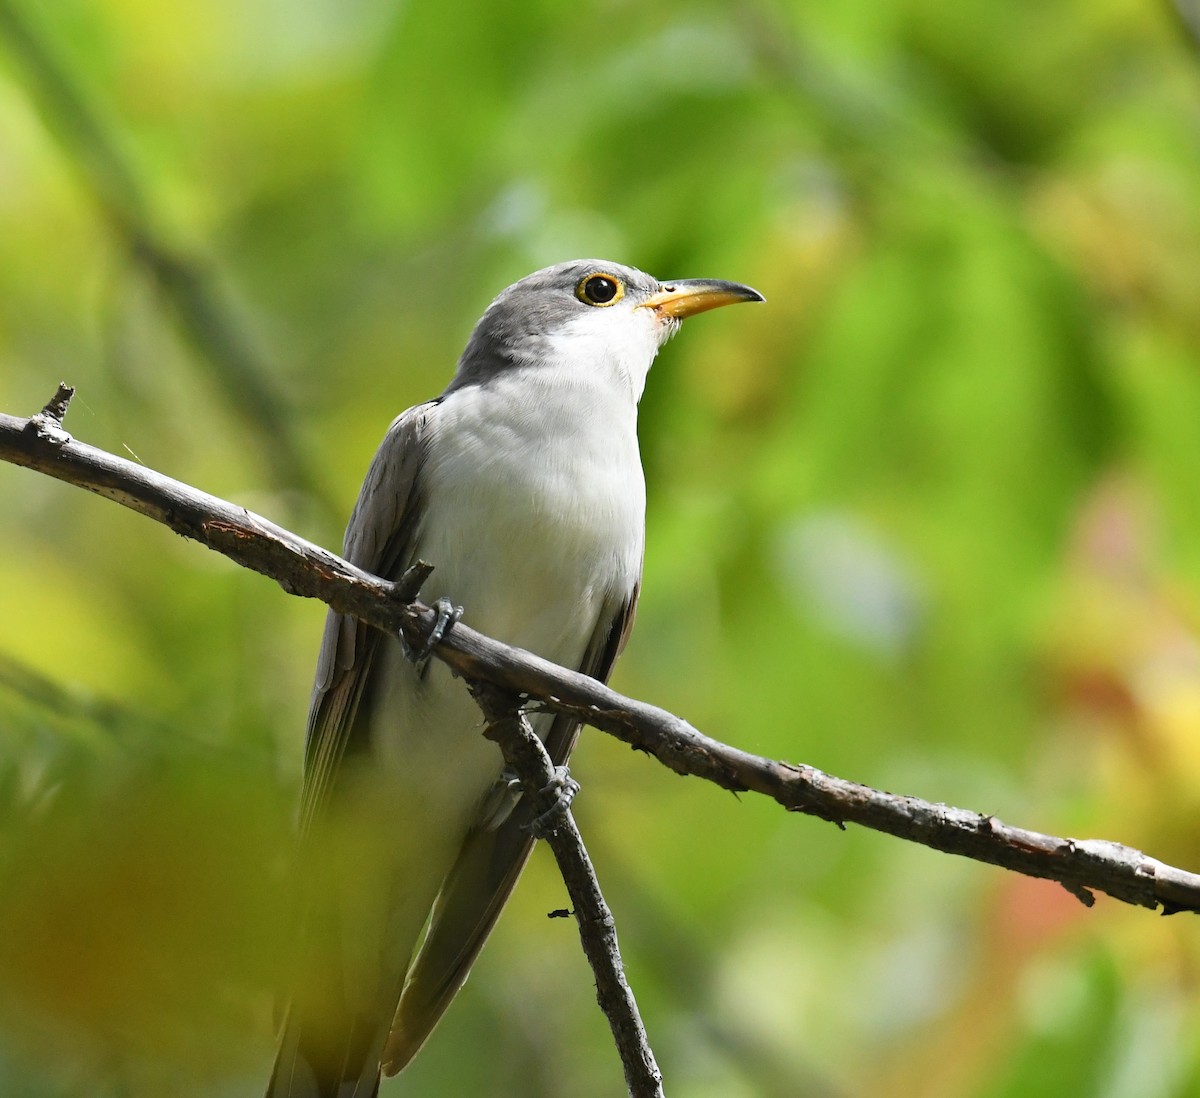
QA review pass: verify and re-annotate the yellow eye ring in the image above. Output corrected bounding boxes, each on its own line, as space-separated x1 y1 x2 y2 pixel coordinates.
575 273 624 307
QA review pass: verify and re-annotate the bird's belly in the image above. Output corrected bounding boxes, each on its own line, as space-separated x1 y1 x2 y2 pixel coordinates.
420 402 645 658
368 413 644 841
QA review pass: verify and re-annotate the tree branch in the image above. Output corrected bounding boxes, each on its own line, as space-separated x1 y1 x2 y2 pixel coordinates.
472 683 663 1098
3 385 1199 920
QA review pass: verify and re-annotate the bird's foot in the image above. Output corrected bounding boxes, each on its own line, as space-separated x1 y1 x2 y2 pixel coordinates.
527 766 580 839
401 596 463 670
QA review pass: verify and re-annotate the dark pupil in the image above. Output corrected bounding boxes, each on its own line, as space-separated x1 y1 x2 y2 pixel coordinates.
586 276 617 303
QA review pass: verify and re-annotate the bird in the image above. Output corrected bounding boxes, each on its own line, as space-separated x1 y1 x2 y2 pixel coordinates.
266 259 763 1097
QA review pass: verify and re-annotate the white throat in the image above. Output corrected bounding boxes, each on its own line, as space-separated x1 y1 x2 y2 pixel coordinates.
538 306 675 404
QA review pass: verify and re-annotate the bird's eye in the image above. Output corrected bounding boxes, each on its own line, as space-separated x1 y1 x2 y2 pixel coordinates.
575 273 624 307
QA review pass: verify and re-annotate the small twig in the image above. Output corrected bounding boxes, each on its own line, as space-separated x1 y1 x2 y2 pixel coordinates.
472 683 664 1098
2 389 1200 920
34 381 75 427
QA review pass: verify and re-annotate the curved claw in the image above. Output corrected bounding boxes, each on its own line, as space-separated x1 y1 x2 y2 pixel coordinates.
527 766 581 839
402 596 463 669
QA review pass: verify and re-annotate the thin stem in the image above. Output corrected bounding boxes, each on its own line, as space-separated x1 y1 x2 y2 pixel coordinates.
473 684 664 1098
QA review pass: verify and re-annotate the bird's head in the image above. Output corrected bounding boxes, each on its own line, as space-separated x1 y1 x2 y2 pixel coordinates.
451 259 763 400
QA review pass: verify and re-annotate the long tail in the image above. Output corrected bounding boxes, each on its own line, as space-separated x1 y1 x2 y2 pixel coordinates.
265 988 387 1098
265 840 440 1097
382 813 537 1074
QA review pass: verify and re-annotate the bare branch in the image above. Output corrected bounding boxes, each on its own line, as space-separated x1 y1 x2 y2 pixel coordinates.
472 684 663 1098
2 387 1199 918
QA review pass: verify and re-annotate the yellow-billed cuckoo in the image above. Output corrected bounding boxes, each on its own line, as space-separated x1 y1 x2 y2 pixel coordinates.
266 260 763 1096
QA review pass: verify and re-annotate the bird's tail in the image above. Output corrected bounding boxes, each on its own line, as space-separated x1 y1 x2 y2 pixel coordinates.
265 1002 384 1098
381 811 537 1074
265 800 444 1098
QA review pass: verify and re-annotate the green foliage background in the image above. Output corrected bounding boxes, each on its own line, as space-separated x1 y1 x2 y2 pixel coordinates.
3 1 1200 1095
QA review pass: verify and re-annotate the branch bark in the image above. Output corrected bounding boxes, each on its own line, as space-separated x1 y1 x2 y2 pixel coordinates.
3 386 1200 920
473 683 663 1098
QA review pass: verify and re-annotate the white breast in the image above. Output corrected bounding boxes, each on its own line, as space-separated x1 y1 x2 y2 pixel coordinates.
419 368 645 655
366 366 645 834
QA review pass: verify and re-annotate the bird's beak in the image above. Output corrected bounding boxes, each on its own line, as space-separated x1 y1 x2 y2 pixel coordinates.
638 278 765 320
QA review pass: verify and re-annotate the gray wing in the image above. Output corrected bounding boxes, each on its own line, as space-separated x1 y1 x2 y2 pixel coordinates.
269 401 440 1098
381 581 641 1075
299 401 438 829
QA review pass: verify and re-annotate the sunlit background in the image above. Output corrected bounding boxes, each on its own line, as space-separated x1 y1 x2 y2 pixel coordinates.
3 1 1200 1095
